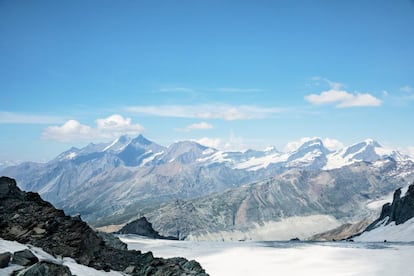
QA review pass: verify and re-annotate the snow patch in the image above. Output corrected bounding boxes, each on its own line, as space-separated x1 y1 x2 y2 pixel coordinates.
355 217 414 242
140 150 164 166
234 153 288 171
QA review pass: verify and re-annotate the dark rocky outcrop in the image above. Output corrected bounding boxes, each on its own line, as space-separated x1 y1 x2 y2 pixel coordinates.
12 249 39 266
0 252 11 268
96 231 128 250
117 217 178 240
15 260 72 276
0 176 208 275
365 183 414 232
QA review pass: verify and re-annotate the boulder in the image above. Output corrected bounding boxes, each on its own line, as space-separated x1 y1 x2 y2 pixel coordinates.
15 260 72 276
96 231 128 250
117 216 178 240
0 252 11 268
12 249 39 266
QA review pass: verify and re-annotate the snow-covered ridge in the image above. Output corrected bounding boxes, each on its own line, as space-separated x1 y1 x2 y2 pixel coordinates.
33 136 414 172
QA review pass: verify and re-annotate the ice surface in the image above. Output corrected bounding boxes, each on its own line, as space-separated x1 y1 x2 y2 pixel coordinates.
122 235 414 276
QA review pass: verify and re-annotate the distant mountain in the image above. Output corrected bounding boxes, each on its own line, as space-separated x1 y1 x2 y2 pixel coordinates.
1 135 413 230
0 160 20 171
324 139 408 170
144 160 414 240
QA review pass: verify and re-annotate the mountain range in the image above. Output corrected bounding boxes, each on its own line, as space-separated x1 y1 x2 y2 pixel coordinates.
2 135 414 240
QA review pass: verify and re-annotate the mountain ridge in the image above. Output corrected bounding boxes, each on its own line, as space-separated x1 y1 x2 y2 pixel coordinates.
2 135 413 230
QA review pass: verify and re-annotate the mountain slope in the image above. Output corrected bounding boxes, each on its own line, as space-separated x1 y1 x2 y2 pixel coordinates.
2 135 412 227
143 160 414 240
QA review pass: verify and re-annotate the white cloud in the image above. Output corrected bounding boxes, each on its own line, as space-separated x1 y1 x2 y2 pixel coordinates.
195 137 222 149
310 77 343 90
177 122 214 132
126 104 282 121
400 85 413 93
306 78 382 108
322 138 345 151
195 134 246 151
0 112 64 124
284 137 344 152
305 89 382 108
42 114 144 142
406 147 414 158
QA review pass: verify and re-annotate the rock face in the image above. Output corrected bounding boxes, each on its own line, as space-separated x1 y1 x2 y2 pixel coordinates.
117 217 178 240
17 261 72 276
0 252 11 268
364 183 414 232
144 162 411 239
0 176 208 275
310 218 372 241
12 249 39 266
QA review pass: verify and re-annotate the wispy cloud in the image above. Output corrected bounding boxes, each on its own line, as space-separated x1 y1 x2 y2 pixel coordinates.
42 114 144 142
284 137 344 152
176 121 214 132
406 146 414 158
305 79 382 108
126 104 283 120
0 112 64 124
195 133 246 151
400 85 413 93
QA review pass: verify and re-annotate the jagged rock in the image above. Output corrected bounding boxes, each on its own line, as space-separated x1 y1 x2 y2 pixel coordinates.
12 249 39 266
365 183 414 233
96 231 128 250
15 260 72 276
0 176 208 275
117 217 178 240
0 252 11 268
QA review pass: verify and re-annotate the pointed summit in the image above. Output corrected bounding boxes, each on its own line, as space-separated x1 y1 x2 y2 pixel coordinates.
131 134 152 146
103 135 131 153
363 138 381 147
117 135 165 167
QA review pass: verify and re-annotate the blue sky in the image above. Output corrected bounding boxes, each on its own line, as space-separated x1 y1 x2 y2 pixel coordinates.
1 0 414 161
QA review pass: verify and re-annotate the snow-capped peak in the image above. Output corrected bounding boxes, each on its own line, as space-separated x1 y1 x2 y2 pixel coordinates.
324 138 407 170
102 135 131 152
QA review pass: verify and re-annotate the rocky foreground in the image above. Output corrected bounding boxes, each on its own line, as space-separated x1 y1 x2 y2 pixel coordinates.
0 176 208 275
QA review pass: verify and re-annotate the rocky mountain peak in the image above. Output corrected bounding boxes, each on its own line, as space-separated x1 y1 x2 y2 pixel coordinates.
131 134 152 146
0 176 208 275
